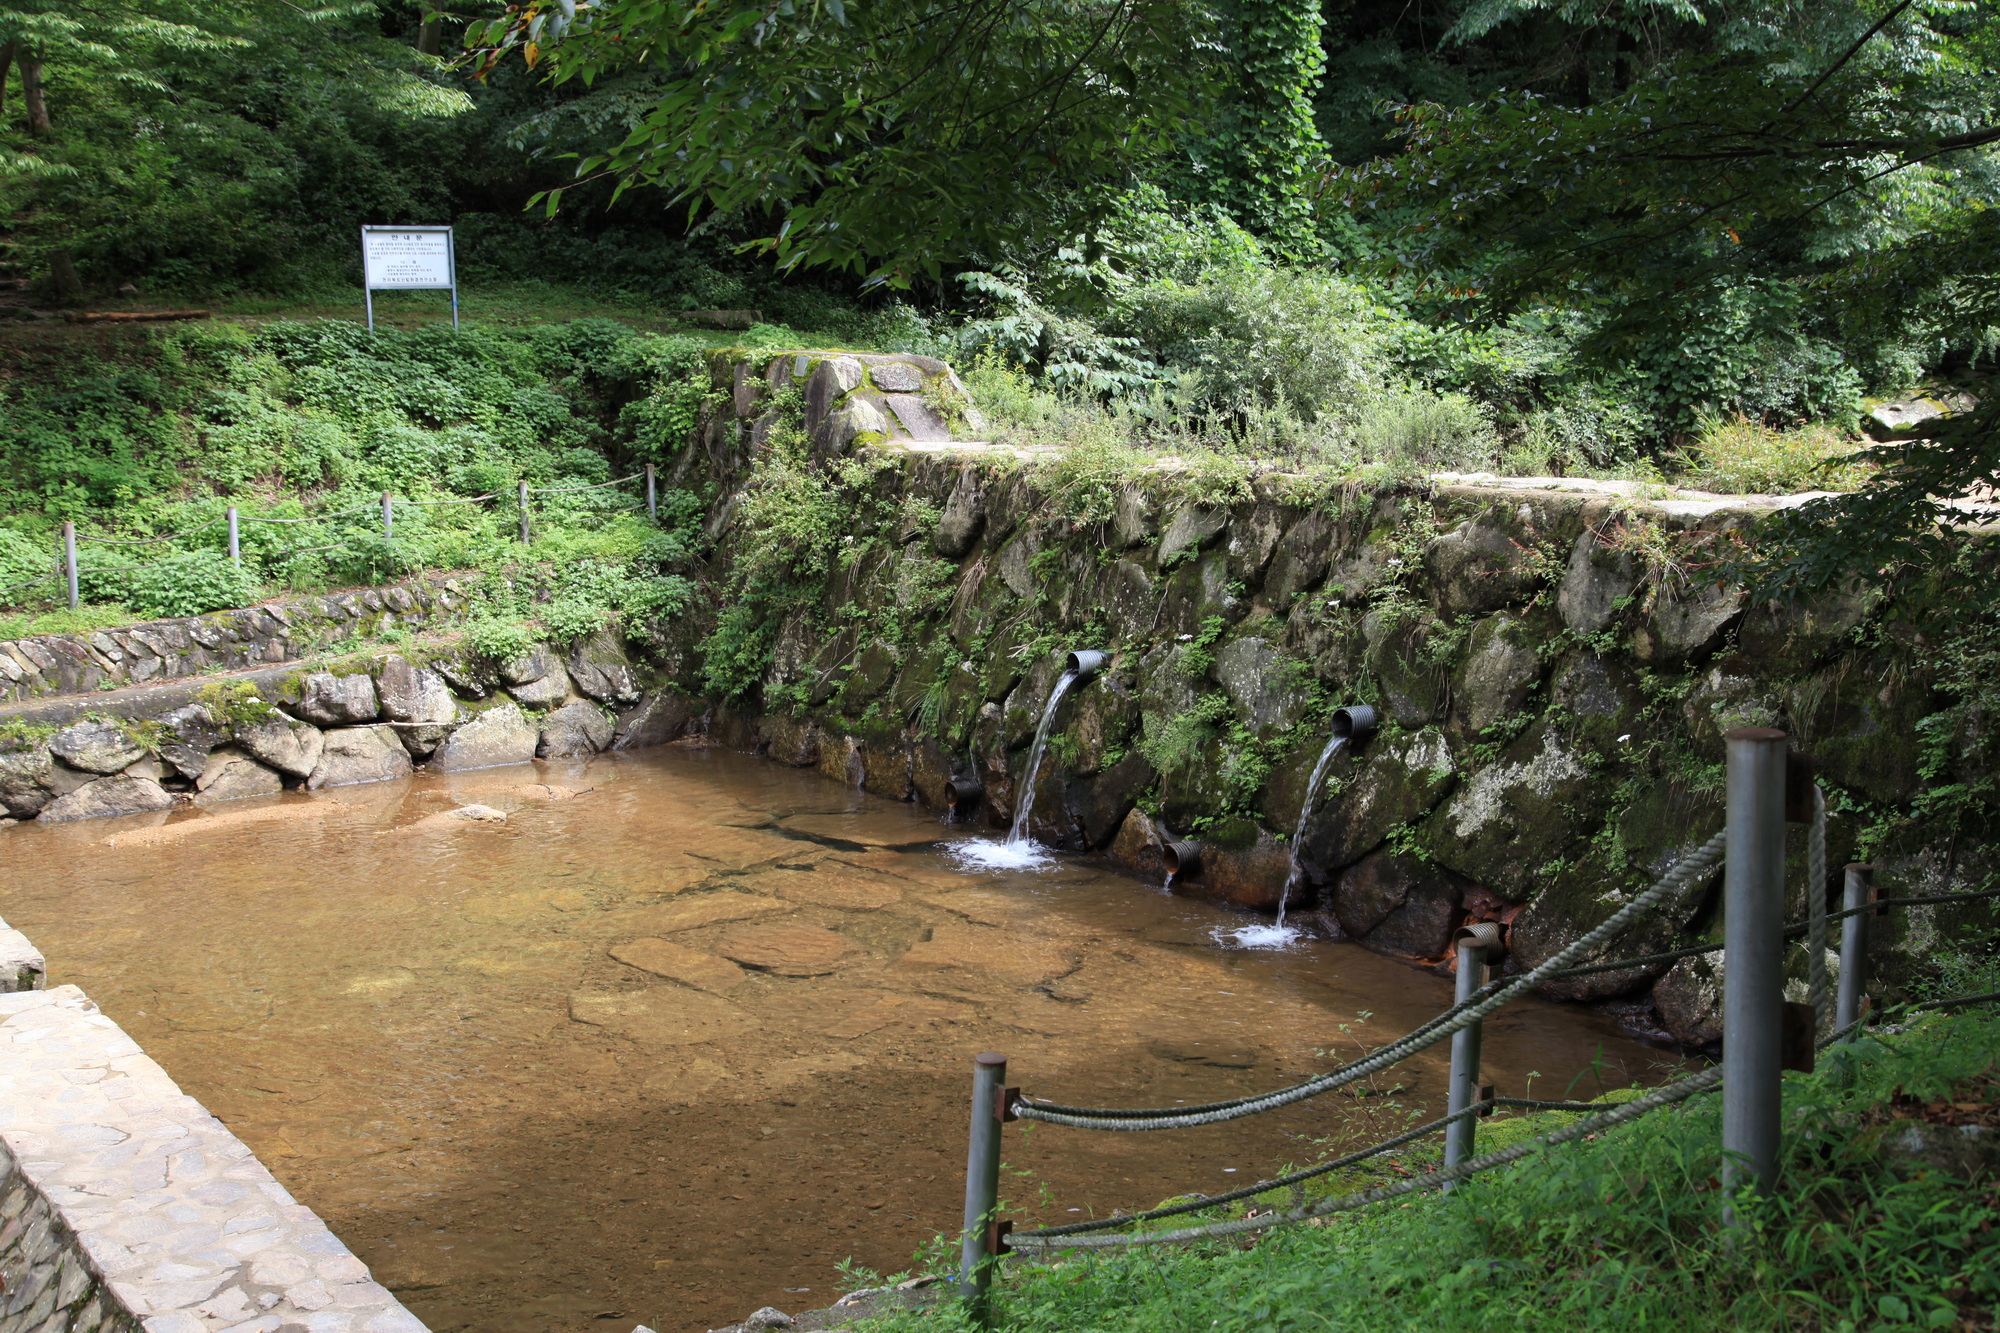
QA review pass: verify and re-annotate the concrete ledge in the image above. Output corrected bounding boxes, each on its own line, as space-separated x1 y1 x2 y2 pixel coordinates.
0 915 44 993
0 986 426 1333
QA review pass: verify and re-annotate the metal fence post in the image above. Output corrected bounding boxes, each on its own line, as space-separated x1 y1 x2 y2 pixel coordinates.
1723 727 1789 1217
646 463 657 523
62 521 78 610
960 1052 1009 1321
1836 863 1873 1035
227 506 240 566
518 480 531 545
1444 922 1500 1189
381 491 393 540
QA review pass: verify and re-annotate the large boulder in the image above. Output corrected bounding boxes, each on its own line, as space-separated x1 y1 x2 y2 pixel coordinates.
1297 727 1457 877
1450 615 1544 738
376 655 458 758
538 700 614 757
1633 578 1743 663
1158 504 1229 566
1203 827 1295 912
235 714 325 778
1361 611 1449 727
430 703 539 772
1653 952 1724 1046
307 724 414 789
501 645 574 706
37 774 173 822
612 693 694 750
289 671 381 726
0 750 53 817
1423 510 1543 618
154 703 227 781
194 747 285 802
1555 526 1639 634
1424 722 1606 898
48 720 143 775
565 629 642 707
1214 636 1307 738
934 467 987 558
1333 850 1469 959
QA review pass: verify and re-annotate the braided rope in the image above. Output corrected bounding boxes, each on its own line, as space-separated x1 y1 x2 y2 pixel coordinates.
1806 785 1830 1029
1012 992 2000 1254
1008 1066 1726 1250
1020 1097 1607 1240
529 471 645 495
1017 830 1726 1131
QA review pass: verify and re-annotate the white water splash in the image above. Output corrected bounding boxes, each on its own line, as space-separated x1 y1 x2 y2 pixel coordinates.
948 838 1057 872
1220 922 1302 950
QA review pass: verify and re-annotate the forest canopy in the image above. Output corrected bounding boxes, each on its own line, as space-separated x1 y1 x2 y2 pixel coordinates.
1 0 1996 596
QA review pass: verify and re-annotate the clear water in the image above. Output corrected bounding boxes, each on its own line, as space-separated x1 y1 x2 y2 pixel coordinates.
0 742 1687 1333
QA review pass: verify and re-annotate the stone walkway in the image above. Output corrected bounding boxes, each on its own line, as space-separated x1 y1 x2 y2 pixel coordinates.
0 985 427 1333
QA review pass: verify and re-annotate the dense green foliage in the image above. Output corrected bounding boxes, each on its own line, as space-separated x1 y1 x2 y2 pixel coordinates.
0 318 711 631
857 1007 2000 1333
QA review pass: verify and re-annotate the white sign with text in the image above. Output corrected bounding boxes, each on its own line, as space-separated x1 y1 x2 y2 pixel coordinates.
362 228 454 288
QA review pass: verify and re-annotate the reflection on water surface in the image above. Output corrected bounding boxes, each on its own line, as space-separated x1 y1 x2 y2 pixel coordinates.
1 744 1684 1333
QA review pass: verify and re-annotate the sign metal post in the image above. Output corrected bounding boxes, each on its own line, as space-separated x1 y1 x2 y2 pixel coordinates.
360 226 459 331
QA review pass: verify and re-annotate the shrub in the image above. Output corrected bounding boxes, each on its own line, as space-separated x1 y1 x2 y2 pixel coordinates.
1352 389 1498 472
1684 415 1870 494
125 551 261 618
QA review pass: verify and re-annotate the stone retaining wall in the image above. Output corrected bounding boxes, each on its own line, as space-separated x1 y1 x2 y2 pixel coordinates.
0 629 692 826
640 371 2000 1040
0 579 477 704
0 985 426 1333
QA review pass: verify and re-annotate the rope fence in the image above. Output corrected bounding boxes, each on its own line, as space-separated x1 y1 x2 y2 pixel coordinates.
942 758 2000 1310
6 465 663 612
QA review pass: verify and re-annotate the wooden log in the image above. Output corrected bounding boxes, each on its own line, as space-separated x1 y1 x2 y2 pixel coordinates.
62 309 211 324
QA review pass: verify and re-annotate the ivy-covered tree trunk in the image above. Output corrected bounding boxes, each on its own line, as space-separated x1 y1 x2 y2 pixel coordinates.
1199 0 1326 253
18 45 49 136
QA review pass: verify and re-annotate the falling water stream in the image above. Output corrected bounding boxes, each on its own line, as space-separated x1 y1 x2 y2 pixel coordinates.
1225 732 1347 949
952 667 1080 871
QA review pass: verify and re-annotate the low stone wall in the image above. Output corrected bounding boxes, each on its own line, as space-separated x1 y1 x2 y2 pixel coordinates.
0 629 695 826
0 579 477 704
639 387 2000 1041
0 985 426 1333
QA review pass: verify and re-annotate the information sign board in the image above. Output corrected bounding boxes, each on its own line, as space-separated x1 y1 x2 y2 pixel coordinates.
360 226 458 329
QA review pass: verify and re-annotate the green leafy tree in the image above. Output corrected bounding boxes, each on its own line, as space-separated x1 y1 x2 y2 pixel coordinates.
1342 0 2000 592
464 0 1219 286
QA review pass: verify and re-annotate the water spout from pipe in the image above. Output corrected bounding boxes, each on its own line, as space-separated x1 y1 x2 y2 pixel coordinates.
950 654 1099 870
1227 704 1379 950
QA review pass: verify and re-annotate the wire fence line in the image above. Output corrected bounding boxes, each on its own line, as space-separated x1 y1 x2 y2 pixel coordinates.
1007 987 2000 1253
8 471 661 610
1018 1096 1612 1241
1016 831 1728 1132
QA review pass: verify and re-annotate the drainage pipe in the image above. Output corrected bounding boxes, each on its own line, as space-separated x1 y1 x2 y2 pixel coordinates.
1723 727 1790 1215
1836 863 1873 1036
1443 921 1503 1188
1065 649 1107 680
1162 839 1201 880
945 775 983 818
960 1051 1009 1321
1331 704 1380 742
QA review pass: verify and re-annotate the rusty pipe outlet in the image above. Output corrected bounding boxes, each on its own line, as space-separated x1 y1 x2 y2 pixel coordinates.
945 774 984 816
1162 838 1202 878
1452 920 1505 955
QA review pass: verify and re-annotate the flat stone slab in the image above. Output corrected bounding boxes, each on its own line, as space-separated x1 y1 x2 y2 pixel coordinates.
0 985 427 1333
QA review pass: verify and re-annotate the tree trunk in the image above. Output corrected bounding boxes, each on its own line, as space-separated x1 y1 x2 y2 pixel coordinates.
49 250 84 306
20 46 50 136
0 42 16 112
417 18 441 55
